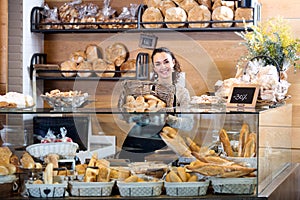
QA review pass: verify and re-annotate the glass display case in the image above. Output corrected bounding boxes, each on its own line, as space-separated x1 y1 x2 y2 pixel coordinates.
0 104 293 199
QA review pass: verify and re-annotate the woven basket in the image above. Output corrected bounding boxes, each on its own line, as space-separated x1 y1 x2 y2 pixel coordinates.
118 80 175 126
164 180 210 196
117 181 163 197
68 181 114 197
210 177 256 194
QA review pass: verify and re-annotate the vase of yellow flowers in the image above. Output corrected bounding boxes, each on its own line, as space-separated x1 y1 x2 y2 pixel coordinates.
236 17 300 74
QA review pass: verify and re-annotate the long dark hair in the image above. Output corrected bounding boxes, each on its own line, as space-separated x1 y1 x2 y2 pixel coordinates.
151 47 182 84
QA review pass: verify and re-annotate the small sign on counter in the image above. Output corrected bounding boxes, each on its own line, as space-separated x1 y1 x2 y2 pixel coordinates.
227 84 260 108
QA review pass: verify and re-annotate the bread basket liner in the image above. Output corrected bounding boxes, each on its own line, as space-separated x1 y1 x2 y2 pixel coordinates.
210 177 257 194
26 142 79 158
68 181 115 196
164 180 210 196
25 181 68 198
117 181 163 197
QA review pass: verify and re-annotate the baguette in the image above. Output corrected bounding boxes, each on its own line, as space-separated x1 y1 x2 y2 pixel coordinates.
243 133 256 157
238 123 250 157
219 129 234 157
43 163 54 184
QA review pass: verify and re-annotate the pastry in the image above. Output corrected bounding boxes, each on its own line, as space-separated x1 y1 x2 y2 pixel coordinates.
164 7 187 28
188 5 211 28
142 7 164 28
60 60 77 77
20 152 35 169
85 44 102 62
0 165 9 175
77 61 93 77
158 0 176 17
212 6 234 27
120 59 136 77
219 128 234 156
234 7 253 27
105 43 128 66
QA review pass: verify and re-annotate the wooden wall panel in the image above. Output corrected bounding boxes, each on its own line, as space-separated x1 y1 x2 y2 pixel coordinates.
0 0 8 93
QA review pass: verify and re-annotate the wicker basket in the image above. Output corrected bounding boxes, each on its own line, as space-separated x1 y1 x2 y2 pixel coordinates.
117 181 163 197
26 142 78 159
118 80 175 126
164 180 210 196
210 177 256 194
68 181 115 197
26 181 68 198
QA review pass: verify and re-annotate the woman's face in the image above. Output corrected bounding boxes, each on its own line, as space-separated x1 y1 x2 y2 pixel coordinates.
153 52 175 80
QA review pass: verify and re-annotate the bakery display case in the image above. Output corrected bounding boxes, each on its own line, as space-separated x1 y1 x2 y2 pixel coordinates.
0 103 294 199
30 0 261 33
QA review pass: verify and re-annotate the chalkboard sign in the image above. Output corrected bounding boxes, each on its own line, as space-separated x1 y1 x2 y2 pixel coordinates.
227 84 260 108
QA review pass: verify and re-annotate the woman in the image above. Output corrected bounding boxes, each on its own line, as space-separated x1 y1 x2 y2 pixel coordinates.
118 47 193 162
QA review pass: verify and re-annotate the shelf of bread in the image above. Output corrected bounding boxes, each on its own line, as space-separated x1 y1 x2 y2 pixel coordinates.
30 43 149 81
30 1 260 33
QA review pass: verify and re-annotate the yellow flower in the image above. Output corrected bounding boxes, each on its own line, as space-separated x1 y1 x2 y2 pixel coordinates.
236 17 300 70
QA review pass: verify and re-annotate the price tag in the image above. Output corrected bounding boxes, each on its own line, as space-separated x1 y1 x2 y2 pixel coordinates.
226 84 260 108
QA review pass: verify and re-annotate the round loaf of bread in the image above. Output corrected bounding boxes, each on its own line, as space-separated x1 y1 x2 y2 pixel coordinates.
105 43 128 66
178 0 199 13
85 44 102 62
212 6 234 28
102 64 115 78
60 60 77 77
143 0 162 8
158 0 176 17
234 7 253 27
142 7 164 28
93 58 108 77
165 7 187 28
77 61 93 77
188 5 211 28
120 59 136 77
196 0 212 10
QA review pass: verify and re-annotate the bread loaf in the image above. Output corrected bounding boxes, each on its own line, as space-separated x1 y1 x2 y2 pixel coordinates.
212 6 234 27
179 0 199 13
0 147 12 165
238 123 250 157
85 44 102 62
70 50 86 63
142 7 164 28
120 59 136 77
60 60 77 77
188 5 211 28
196 0 212 10
219 128 234 156
158 0 176 16
105 43 128 66
234 7 253 27
20 152 35 169
165 7 187 28
92 58 107 77
102 64 115 78
77 61 93 77
43 163 54 184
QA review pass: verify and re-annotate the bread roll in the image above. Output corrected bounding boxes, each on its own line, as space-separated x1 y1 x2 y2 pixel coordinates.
70 50 86 63
77 61 93 77
169 170 182 182
60 60 77 77
188 5 211 28
20 152 35 169
0 147 12 165
105 43 128 66
0 165 9 175
120 59 136 77
212 6 234 27
4 163 16 174
234 7 253 27
85 44 102 62
179 0 199 13
177 167 187 182
165 7 187 28
124 175 139 182
219 128 234 157
188 174 198 182
142 7 164 28
158 0 176 16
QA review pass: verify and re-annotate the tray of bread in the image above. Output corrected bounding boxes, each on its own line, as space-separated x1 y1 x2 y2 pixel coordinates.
0 92 34 110
41 89 89 109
